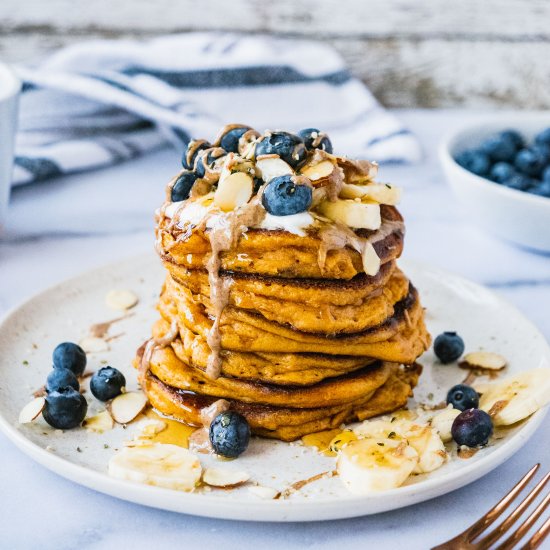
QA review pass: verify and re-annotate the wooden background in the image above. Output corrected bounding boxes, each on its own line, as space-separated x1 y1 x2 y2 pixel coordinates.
2 0 550 108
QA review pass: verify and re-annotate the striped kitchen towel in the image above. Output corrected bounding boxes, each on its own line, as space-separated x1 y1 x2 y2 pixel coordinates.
13 33 421 186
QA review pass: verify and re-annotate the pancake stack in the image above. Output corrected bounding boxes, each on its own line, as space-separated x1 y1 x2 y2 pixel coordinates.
137 125 430 441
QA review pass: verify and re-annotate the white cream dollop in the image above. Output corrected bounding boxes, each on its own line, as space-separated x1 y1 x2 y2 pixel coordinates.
258 212 314 236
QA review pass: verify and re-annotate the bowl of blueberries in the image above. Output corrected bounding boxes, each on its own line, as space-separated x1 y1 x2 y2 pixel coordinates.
439 116 550 252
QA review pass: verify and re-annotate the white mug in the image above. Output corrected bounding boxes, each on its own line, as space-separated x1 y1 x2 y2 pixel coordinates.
0 62 21 230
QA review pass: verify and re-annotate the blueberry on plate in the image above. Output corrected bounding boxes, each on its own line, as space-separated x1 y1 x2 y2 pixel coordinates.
446 384 479 411
489 162 516 184
219 126 252 153
298 128 333 154
182 139 211 170
542 166 550 183
194 148 226 178
480 134 517 162
503 174 535 191
451 408 493 447
454 150 491 177
171 171 197 202
52 342 87 377
255 131 308 169
500 129 525 150
90 366 126 401
262 175 312 216
43 387 88 429
514 148 546 177
433 331 465 363
529 181 550 198
46 369 79 393
209 411 251 458
534 127 550 147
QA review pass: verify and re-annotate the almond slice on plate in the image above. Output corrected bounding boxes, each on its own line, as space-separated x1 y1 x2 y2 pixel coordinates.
248 485 280 499
83 410 114 433
462 351 507 371
202 467 250 488
79 336 110 353
109 392 148 424
19 397 45 424
105 289 138 311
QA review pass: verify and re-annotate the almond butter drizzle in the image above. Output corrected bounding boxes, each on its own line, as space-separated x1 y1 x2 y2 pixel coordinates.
139 319 179 381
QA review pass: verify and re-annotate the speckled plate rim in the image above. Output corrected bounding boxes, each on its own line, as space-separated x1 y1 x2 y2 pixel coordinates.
0 256 548 522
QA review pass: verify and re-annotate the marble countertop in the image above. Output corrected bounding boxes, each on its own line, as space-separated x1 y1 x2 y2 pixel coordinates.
1 110 549 550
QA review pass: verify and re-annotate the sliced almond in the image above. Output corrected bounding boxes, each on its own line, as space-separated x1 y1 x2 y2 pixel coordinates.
140 420 168 437
19 397 45 424
83 410 114 433
462 351 507 371
105 289 138 311
256 156 294 182
248 485 280 499
79 336 110 353
213 172 253 212
300 160 334 181
202 467 250 488
362 242 381 276
109 392 148 424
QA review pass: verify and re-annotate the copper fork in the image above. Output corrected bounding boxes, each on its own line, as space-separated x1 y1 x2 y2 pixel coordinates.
432 464 550 549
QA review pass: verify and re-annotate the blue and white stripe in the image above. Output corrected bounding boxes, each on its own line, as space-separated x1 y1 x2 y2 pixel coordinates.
13 33 422 186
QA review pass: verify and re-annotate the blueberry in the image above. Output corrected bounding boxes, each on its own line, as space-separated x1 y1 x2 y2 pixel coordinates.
532 144 550 164
454 150 491 177
298 128 333 154
534 127 550 147
515 148 546 177
256 131 308 169
503 174 535 191
480 135 517 162
489 162 516 184
52 342 87 377
500 130 524 150
171 171 197 202
194 148 226 178
446 384 479 411
451 408 493 447
433 331 465 363
46 369 79 393
209 411 250 458
182 140 211 170
43 387 88 429
262 175 312 216
529 181 550 198
90 367 126 401
542 166 550 183
219 126 251 153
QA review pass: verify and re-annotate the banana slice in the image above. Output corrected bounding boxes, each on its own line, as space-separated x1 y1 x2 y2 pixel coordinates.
430 406 461 443
463 351 507 371
340 183 401 205
256 156 294 182
478 368 550 425
83 410 114 433
108 443 202 491
317 199 381 229
337 438 419 493
354 416 446 473
213 172 253 212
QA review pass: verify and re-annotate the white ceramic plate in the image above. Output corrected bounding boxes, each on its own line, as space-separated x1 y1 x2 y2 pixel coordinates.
0 255 548 522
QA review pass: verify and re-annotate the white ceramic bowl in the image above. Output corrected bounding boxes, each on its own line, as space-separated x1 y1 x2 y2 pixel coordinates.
439 114 550 252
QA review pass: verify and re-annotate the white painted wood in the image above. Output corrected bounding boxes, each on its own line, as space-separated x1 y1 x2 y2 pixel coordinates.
1 1 549 107
2 0 550 37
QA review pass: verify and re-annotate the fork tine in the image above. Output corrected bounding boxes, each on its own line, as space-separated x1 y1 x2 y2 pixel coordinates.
497 490 550 550
476 472 550 549
523 515 550 550
466 464 540 540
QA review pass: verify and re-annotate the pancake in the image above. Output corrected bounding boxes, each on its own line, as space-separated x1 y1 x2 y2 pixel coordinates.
163 265 410 334
157 205 404 280
148 345 391 408
141 363 422 441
